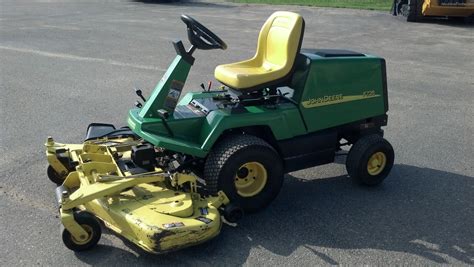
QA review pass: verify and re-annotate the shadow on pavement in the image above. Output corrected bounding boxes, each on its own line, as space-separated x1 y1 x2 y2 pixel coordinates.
419 17 473 27
393 15 474 28
76 164 474 265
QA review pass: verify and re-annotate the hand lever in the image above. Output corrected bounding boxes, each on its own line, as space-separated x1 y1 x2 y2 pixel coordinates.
134 87 147 102
207 81 212 92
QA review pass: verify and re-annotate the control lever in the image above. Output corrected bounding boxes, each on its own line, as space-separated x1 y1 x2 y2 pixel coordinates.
199 81 215 92
207 81 212 92
135 101 143 108
157 109 173 137
134 87 147 102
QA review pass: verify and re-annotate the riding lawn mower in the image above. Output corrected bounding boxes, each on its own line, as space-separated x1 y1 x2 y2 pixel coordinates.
46 11 394 254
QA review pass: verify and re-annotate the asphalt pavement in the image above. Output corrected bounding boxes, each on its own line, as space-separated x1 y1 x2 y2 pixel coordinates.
0 0 473 265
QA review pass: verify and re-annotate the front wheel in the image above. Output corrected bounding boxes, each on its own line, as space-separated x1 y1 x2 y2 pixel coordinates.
204 135 283 213
346 135 395 186
62 212 102 252
47 165 65 185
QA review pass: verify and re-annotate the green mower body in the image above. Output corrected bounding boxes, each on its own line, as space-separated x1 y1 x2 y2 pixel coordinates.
128 49 388 172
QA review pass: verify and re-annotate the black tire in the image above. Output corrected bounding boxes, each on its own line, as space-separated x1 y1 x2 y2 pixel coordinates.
465 15 474 24
204 135 283 213
47 165 65 185
393 0 407 16
346 134 394 186
406 0 424 22
62 212 102 252
222 204 244 223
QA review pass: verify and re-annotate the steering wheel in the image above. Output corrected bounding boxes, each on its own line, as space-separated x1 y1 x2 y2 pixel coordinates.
181 14 227 50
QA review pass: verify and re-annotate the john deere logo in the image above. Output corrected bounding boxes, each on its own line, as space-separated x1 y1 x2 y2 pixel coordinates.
302 90 380 108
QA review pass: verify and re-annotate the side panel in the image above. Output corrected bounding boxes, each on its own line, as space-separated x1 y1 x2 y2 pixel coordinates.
299 56 387 132
128 109 207 157
199 103 307 151
277 128 338 172
129 103 307 157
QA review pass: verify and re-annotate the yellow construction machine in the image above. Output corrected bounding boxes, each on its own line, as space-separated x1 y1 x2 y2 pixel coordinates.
392 0 474 21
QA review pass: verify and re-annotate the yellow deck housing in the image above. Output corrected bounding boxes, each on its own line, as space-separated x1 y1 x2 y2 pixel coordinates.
46 137 229 253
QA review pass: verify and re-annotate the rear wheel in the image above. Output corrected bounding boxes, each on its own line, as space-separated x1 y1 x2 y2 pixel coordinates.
204 135 283 213
346 135 394 186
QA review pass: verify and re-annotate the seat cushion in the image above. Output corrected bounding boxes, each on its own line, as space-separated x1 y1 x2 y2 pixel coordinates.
214 59 287 89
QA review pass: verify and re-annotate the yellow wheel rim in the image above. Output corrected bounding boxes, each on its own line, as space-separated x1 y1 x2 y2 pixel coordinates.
71 224 93 245
367 152 387 176
234 162 268 197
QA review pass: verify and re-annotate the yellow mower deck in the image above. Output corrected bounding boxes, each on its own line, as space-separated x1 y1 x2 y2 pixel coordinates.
46 137 229 253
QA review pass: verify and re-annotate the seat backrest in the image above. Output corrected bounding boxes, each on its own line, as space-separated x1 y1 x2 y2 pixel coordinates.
254 11 304 72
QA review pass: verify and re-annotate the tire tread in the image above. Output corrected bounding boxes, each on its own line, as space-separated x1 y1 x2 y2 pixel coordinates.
204 134 275 194
346 134 394 185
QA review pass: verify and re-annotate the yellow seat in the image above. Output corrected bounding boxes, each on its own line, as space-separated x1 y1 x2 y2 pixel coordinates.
215 11 304 91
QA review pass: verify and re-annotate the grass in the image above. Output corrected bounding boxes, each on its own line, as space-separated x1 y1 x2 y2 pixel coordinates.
230 0 393 11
